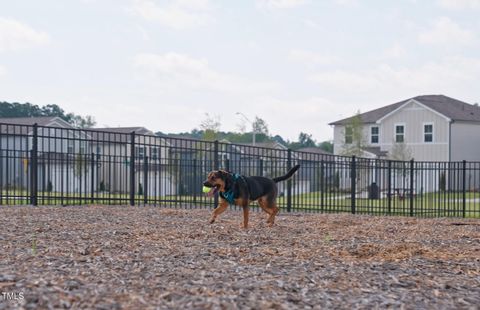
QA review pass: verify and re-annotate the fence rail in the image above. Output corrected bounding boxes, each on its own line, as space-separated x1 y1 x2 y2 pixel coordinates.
1 122 479 218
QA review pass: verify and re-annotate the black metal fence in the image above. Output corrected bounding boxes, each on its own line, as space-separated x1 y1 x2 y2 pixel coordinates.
1 122 479 218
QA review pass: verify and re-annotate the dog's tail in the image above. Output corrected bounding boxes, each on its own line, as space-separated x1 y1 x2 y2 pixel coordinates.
273 164 300 183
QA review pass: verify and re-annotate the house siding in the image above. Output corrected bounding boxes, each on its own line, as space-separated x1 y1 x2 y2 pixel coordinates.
333 100 452 161
451 122 480 161
333 125 371 156
379 100 450 161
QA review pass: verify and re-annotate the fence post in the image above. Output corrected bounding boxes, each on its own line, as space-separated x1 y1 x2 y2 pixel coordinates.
409 159 414 216
144 156 148 205
90 152 95 203
287 149 292 212
213 140 219 208
129 131 135 206
30 123 38 206
351 156 356 214
193 158 197 205
462 160 466 218
320 159 325 212
387 160 392 215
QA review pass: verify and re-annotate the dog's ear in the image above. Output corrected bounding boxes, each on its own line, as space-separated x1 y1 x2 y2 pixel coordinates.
218 170 233 189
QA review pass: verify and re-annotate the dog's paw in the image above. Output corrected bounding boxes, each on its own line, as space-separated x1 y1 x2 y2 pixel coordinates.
209 217 216 224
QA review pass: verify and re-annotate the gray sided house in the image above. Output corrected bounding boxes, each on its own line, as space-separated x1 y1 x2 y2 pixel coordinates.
0 116 94 193
296 147 334 193
90 127 173 196
330 95 480 193
164 138 245 195
234 141 308 194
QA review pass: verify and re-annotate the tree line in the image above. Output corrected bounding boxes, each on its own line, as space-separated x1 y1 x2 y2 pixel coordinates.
0 101 96 128
157 113 333 153
0 102 333 152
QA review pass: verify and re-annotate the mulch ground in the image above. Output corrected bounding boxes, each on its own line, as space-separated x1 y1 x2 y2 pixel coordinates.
1 205 479 309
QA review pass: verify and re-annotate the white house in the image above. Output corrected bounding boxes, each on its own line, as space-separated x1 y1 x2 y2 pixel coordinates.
90 127 174 196
330 95 480 161
0 116 94 193
330 95 480 193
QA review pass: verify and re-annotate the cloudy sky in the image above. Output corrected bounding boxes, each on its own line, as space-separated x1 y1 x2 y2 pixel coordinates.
1 0 479 142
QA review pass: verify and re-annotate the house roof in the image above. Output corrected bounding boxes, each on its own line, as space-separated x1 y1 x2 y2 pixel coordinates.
90 127 153 135
296 147 333 161
296 147 332 155
329 95 480 125
0 116 73 127
362 147 388 157
237 141 288 150
0 116 75 135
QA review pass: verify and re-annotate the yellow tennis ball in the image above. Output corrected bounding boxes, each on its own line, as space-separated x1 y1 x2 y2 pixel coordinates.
202 186 211 193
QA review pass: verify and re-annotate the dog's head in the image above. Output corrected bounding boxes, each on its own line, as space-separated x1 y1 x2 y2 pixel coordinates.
203 170 230 197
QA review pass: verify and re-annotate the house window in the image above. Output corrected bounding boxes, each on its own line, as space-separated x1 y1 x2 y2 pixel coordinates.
67 141 74 153
370 126 379 144
345 126 353 144
424 124 433 143
151 147 159 160
395 125 404 143
136 146 145 159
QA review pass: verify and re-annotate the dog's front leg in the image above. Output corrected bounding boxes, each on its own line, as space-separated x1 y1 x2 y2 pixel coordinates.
242 206 249 229
209 199 228 224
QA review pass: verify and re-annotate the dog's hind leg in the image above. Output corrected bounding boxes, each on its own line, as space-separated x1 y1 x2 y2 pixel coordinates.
209 199 228 224
258 196 278 226
267 203 279 226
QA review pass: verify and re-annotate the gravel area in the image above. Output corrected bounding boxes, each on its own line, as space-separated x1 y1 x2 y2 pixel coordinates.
1 205 480 309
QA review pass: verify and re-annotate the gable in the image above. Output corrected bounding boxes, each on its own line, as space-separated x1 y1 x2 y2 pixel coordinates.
376 99 451 124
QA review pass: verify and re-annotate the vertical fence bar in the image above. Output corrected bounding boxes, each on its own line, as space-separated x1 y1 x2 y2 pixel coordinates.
351 156 356 214
30 123 38 206
320 159 324 212
193 158 197 205
387 160 392 215
409 159 414 216
462 160 466 218
144 156 148 205
213 140 219 208
91 152 95 203
130 131 135 206
287 149 292 212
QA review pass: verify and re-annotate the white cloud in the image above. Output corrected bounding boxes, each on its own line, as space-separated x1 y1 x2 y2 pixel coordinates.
309 70 380 91
288 49 339 66
333 0 359 7
308 56 480 102
256 0 307 9
418 17 475 46
383 42 407 59
133 52 276 93
239 96 339 142
303 19 322 30
130 0 213 30
0 17 50 52
0 65 6 77
438 0 480 9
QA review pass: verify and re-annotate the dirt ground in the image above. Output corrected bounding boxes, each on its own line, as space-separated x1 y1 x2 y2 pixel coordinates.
1 205 479 309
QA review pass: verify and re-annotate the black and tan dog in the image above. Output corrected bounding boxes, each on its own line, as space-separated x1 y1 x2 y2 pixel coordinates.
203 165 300 228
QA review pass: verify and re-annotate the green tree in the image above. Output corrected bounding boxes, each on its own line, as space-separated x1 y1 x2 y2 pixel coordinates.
199 113 221 141
340 111 366 156
298 132 316 147
318 141 333 153
252 116 269 136
0 101 96 128
389 141 412 161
